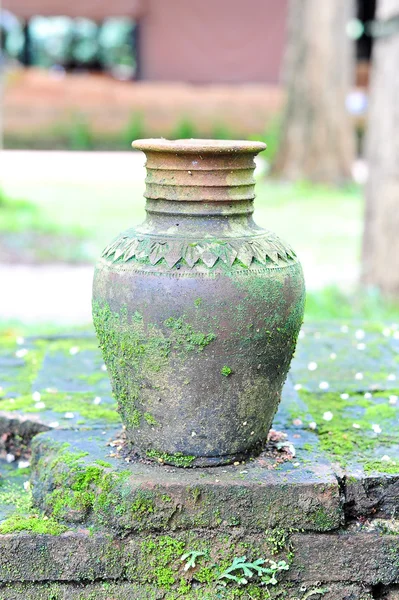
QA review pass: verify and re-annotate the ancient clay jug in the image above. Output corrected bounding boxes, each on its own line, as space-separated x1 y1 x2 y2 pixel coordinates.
92 139 305 467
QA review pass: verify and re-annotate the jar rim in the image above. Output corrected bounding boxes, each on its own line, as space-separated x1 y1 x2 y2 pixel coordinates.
132 138 266 154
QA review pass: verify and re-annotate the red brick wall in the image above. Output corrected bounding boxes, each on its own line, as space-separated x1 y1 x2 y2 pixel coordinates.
139 0 288 84
4 69 284 141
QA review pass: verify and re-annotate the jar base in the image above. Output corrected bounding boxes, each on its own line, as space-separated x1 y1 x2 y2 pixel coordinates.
141 442 266 468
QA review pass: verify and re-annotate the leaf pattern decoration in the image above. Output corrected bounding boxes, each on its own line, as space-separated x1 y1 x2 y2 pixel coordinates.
101 232 297 269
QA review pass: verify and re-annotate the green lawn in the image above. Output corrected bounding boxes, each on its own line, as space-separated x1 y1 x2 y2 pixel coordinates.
2 178 362 275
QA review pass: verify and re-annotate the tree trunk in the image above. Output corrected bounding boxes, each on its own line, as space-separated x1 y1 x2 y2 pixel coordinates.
272 0 355 184
362 0 399 296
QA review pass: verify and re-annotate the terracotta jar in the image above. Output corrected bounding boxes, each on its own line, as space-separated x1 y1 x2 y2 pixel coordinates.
92 139 305 467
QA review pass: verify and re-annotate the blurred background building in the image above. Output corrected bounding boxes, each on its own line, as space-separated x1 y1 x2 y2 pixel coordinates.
1 0 375 150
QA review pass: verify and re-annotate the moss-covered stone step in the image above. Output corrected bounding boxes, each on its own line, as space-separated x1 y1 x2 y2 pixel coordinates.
290 532 399 585
30 429 342 533
1 322 399 478
0 581 374 600
0 527 398 596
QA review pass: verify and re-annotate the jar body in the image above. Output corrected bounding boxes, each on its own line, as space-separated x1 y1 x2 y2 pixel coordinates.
92 139 305 466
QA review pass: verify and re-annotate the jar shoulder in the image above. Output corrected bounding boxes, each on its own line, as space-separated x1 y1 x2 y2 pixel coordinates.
100 227 299 271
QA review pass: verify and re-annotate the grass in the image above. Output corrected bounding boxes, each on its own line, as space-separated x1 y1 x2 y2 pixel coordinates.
305 286 399 322
0 189 89 263
1 177 362 272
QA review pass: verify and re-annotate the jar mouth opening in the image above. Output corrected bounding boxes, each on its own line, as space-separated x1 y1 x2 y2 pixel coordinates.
132 138 266 154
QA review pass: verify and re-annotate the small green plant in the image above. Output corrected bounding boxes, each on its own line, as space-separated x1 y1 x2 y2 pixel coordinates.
221 366 232 377
248 115 282 163
218 556 289 587
123 112 145 146
212 123 233 140
144 412 158 426
67 117 93 150
218 556 262 586
260 560 290 587
172 117 198 139
180 550 206 571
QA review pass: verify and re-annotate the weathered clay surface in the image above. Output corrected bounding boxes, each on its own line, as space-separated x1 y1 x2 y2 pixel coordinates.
93 139 305 465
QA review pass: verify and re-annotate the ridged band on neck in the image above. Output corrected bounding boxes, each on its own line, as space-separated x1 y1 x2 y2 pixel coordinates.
132 138 266 203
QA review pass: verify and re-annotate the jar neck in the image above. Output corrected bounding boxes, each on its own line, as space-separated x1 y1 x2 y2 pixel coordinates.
139 205 258 239
132 140 266 238
143 148 257 213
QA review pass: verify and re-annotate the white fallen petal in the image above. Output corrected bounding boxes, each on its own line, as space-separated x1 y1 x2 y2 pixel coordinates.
323 411 333 422
18 460 30 469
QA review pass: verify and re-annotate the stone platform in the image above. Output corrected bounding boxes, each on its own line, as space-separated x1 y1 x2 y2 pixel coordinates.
1 322 399 598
